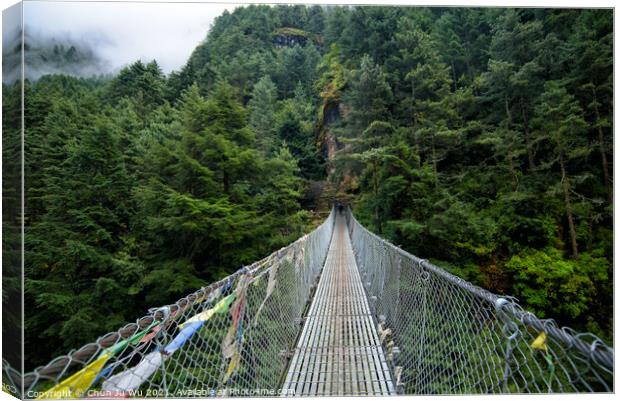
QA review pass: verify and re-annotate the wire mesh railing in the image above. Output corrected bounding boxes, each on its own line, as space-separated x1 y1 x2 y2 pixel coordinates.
4 209 335 399
345 208 614 394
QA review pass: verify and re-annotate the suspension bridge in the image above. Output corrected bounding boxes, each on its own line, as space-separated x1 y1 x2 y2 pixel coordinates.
3 207 614 398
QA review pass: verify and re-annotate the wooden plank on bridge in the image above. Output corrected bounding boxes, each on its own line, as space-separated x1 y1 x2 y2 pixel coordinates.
282 213 395 397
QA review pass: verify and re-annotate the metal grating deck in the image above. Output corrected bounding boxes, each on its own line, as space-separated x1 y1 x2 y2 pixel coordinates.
282 213 395 396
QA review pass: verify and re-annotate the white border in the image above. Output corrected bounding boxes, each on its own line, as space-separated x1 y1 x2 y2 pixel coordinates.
0 1 617 401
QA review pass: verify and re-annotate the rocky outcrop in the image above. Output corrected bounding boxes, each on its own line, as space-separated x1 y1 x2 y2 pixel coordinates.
271 27 310 48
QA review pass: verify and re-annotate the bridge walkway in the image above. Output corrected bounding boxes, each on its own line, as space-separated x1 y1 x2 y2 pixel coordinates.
282 212 395 396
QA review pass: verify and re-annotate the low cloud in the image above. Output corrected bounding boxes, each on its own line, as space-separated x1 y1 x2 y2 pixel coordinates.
15 1 238 80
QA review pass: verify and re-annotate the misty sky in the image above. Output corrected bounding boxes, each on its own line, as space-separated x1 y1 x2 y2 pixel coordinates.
24 1 242 74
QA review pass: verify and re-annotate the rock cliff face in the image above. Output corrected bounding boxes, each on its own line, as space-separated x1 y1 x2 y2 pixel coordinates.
320 100 357 203
323 103 340 165
322 102 351 169
271 27 311 48
272 34 308 48
309 101 346 213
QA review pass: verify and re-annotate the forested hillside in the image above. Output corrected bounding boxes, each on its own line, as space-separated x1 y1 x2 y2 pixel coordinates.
2 5 612 369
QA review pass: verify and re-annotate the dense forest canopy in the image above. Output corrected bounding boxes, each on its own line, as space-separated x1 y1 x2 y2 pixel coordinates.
1 5 612 369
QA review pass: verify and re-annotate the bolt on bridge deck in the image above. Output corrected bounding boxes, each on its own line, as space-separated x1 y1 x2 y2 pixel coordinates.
282 213 395 396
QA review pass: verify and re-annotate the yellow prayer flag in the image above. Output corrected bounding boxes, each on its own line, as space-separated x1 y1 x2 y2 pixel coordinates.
180 308 216 329
37 354 110 399
531 331 548 352
179 294 235 329
222 353 241 383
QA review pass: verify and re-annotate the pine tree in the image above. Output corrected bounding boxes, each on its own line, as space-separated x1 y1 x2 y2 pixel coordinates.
402 29 462 187
272 44 321 98
134 83 265 283
105 60 166 119
344 55 393 134
533 81 589 258
249 76 279 154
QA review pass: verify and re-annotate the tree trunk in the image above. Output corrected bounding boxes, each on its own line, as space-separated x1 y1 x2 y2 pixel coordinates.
560 154 578 258
520 97 536 170
451 60 458 92
465 57 473 84
508 156 519 192
431 134 438 189
413 128 421 169
504 94 512 124
223 170 230 194
372 160 382 234
411 78 421 168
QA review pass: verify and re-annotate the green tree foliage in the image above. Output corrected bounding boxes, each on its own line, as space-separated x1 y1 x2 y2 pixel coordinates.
25 109 142 367
272 44 321 99
132 83 307 297
105 60 166 118
274 85 325 180
505 247 608 321
248 75 279 154
344 55 393 134
532 81 589 258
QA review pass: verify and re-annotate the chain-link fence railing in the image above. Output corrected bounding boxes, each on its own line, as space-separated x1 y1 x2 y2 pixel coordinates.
4 209 335 399
345 209 613 394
